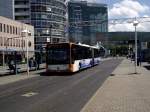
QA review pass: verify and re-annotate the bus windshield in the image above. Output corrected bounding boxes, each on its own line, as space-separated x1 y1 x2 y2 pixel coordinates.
47 48 70 64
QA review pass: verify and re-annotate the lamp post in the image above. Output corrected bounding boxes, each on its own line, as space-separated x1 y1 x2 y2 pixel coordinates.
22 29 31 76
133 19 139 74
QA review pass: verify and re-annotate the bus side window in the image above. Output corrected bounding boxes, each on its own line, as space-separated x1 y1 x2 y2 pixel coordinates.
94 49 99 58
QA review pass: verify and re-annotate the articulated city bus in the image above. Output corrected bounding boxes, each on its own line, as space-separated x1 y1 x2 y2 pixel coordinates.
46 43 101 72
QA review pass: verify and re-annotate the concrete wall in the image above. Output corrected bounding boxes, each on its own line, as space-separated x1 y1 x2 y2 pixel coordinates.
0 16 34 58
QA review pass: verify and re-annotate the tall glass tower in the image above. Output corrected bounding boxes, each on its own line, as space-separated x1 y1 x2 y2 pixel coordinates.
68 1 108 45
30 0 67 49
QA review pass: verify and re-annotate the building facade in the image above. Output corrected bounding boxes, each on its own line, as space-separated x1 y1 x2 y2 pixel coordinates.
14 0 31 24
0 16 34 65
0 0 67 50
96 32 150 43
96 32 150 53
68 1 108 45
30 0 66 49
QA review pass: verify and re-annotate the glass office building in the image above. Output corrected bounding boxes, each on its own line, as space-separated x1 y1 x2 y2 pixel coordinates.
68 1 108 45
0 0 14 19
30 0 67 49
14 0 31 24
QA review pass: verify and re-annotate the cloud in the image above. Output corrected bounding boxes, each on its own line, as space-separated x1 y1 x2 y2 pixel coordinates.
109 0 150 32
109 23 133 32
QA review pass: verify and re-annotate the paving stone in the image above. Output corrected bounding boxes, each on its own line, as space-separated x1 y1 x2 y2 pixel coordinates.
81 59 150 112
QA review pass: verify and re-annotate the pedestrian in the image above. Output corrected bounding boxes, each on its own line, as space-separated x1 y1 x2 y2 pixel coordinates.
8 59 15 74
131 53 134 63
35 53 41 70
33 59 37 70
139 55 142 66
137 57 140 66
29 58 33 70
36 59 40 70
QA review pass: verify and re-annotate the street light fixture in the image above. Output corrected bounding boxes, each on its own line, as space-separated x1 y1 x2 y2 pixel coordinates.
21 29 31 76
133 19 139 74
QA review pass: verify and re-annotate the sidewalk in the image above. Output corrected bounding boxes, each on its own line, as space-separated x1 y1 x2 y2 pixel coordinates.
0 68 45 86
81 59 150 112
0 63 45 75
101 57 112 61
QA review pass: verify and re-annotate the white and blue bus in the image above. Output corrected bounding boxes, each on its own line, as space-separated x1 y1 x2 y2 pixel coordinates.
46 43 101 72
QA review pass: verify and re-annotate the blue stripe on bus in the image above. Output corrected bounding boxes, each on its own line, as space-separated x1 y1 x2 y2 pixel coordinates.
79 63 91 69
79 59 100 69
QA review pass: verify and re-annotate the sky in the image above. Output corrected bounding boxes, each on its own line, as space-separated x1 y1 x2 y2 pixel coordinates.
83 0 150 32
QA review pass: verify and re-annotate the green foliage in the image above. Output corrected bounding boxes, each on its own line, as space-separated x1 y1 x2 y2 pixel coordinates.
109 45 128 56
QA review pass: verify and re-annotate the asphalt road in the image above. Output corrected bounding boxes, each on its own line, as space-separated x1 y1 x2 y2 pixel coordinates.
0 59 122 112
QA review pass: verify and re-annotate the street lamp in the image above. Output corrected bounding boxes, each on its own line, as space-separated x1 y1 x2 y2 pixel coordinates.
22 29 31 76
133 19 139 74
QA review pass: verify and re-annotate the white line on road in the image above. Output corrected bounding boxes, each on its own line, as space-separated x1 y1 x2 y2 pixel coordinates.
21 92 38 97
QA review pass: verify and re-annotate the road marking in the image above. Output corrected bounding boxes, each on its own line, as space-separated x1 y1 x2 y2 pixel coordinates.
21 92 38 97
